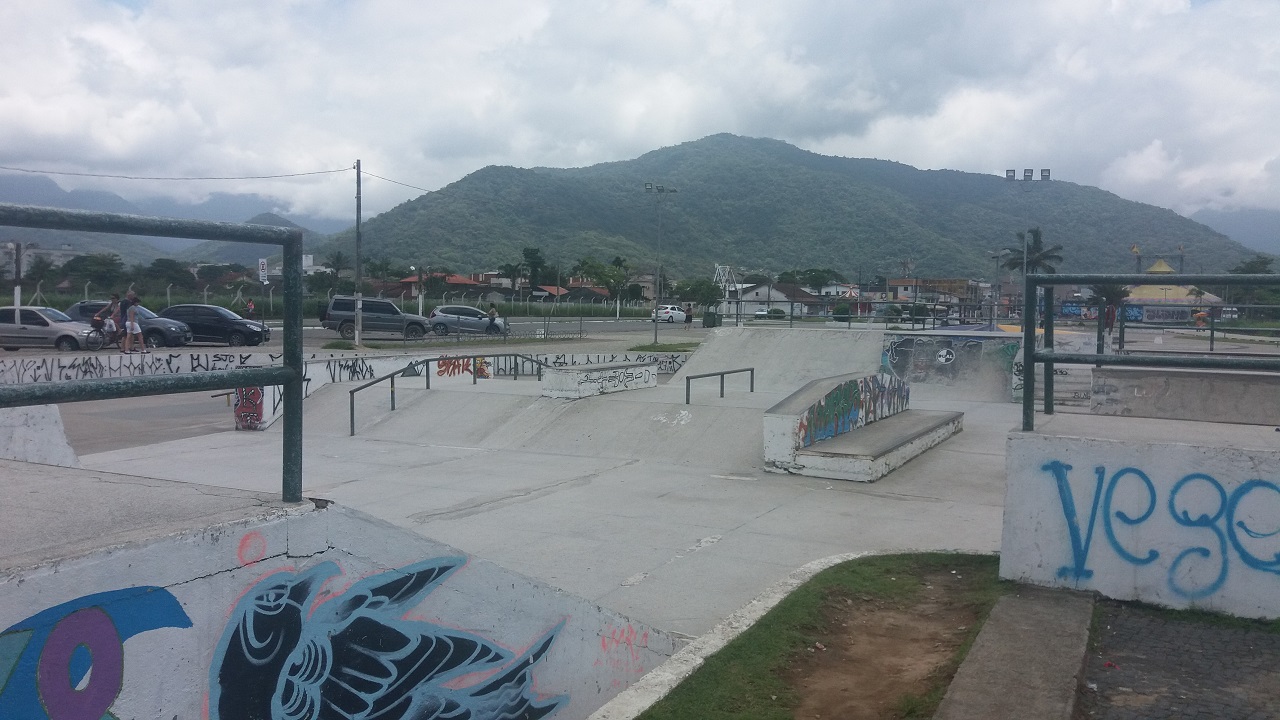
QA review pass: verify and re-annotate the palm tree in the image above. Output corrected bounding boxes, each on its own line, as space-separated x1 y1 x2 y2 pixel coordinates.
1002 227 1064 275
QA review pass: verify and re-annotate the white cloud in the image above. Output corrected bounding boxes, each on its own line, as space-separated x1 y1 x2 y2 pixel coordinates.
0 0 1276 219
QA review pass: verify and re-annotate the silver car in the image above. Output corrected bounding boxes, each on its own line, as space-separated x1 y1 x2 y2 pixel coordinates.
427 304 508 335
0 306 95 351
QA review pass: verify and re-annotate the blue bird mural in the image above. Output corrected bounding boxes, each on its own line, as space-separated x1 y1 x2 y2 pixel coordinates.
0 586 193 720
209 557 567 720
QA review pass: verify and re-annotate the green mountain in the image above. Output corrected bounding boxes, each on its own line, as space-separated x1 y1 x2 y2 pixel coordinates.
178 213 328 266
316 134 1259 279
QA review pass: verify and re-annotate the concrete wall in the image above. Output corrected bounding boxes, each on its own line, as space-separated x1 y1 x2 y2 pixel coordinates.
1001 424 1280 618
763 373 909 471
1091 368 1280 425
882 332 1020 401
543 363 658 399
0 406 79 467
0 503 680 720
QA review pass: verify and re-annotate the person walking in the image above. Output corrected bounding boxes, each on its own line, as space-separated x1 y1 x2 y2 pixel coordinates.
245 298 256 320
121 290 148 354
487 302 498 331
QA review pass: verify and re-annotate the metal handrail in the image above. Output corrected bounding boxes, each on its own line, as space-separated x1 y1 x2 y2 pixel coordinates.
349 353 551 436
0 203 306 502
1020 272 1280 431
685 367 755 404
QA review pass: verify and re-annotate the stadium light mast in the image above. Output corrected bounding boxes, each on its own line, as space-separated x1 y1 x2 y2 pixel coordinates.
644 182 677 345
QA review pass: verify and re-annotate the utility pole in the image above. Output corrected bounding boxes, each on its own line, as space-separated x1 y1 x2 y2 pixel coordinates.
354 159 363 345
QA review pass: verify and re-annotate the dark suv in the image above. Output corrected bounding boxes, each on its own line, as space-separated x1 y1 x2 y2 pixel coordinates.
158 304 269 346
320 296 429 340
65 300 192 348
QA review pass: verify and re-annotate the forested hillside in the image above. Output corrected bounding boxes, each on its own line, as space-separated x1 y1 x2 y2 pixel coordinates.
317 134 1258 279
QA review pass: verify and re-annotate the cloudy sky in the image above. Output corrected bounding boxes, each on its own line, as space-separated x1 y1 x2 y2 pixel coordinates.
2 0 1276 221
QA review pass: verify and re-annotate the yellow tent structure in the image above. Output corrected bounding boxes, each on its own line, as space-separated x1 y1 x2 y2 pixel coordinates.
1126 259 1221 305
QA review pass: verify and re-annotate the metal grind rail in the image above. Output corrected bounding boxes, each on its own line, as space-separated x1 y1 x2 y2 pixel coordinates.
685 367 755 404
1020 272 1280 431
0 203 306 502
349 353 551 436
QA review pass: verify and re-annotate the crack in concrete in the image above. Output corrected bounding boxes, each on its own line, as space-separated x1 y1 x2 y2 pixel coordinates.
409 460 638 523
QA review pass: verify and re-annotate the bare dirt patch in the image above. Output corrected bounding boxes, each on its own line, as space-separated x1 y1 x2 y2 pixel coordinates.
783 571 989 719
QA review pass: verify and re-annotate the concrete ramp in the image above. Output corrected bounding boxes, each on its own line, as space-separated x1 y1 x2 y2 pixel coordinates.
0 463 681 720
672 326 884 394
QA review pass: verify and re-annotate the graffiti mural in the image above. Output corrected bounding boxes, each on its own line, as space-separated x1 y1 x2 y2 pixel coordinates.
210 558 566 720
797 374 909 448
0 587 192 720
234 386 264 431
435 356 491 379
1038 461 1280 600
882 335 994 384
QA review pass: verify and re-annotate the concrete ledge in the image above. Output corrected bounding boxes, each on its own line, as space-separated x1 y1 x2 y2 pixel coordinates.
542 362 658 399
1091 366 1280 425
784 409 962 482
934 585 1093 720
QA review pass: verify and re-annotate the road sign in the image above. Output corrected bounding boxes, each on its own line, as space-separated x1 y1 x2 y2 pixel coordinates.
258 258 268 284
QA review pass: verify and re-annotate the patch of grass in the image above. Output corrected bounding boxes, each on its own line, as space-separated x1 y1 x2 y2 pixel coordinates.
636 553 1010 720
628 342 699 353
322 340 355 350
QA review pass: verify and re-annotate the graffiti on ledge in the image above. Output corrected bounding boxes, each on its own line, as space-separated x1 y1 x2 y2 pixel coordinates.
210 557 566 720
1041 460 1280 600
0 587 192 720
796 374 909 448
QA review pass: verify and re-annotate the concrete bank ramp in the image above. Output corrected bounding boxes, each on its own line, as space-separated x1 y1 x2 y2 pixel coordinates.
672 326 884 393
0 461 681 720
359 386 770 472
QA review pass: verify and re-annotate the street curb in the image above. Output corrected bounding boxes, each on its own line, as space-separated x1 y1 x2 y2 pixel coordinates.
587 551 874 720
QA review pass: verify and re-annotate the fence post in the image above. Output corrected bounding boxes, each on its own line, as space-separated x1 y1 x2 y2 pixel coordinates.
1022 275 1036 431
685 377 691 405
1043 285 1055 415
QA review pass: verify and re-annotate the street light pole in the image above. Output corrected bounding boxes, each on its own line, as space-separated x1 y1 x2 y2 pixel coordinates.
644 182 676 345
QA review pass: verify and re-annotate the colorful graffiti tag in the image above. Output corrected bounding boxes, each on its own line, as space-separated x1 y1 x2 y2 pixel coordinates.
797 374 909 448
210 557 566 720
1040 461 1280 600
233 386 264 431
0 588 192 720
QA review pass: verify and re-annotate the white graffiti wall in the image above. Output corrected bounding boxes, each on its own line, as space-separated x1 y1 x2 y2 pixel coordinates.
0 503 680 720
1001 429 1280 619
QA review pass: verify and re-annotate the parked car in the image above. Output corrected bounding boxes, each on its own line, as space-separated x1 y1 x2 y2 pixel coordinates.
320 296 432 340
65 300 192 348
427 304 508 336
158 304 270 346
0 306 95 351
651 305 687 323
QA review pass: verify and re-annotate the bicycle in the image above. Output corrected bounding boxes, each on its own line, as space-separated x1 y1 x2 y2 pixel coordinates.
84 317 125 351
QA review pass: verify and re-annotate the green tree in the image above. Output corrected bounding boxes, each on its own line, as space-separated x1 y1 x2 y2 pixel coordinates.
324 252 351 275
673 277 723 308
23 256 58 287
522 248 547 288
1003 227 1064 275
576 257 631 301
742 273 772 285
498 262 525 298
61 253 125 288
148 258 198 290
1227 255 1276 314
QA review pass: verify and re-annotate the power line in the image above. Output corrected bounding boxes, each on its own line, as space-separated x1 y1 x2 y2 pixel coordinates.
363 167 432 190
0 164 351 181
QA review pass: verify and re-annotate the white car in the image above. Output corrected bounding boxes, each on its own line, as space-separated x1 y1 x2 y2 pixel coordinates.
651 304 687 323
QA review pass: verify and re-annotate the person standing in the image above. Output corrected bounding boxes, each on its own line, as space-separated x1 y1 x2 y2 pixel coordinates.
683 303 694 331
245 298 256 320
487 302 498 331
122 290 148 354
117 292 134 353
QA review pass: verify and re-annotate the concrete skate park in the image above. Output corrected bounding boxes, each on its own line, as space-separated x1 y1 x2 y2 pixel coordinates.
2 204 1279 720
7 315 1280 718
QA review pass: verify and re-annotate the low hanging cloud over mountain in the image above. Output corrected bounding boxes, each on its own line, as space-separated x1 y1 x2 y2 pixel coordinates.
1 0 1276 223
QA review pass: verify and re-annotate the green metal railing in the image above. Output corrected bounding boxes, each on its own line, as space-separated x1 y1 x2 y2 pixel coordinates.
0 203 306 502
348 353 551 436
1020 272 1280 431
